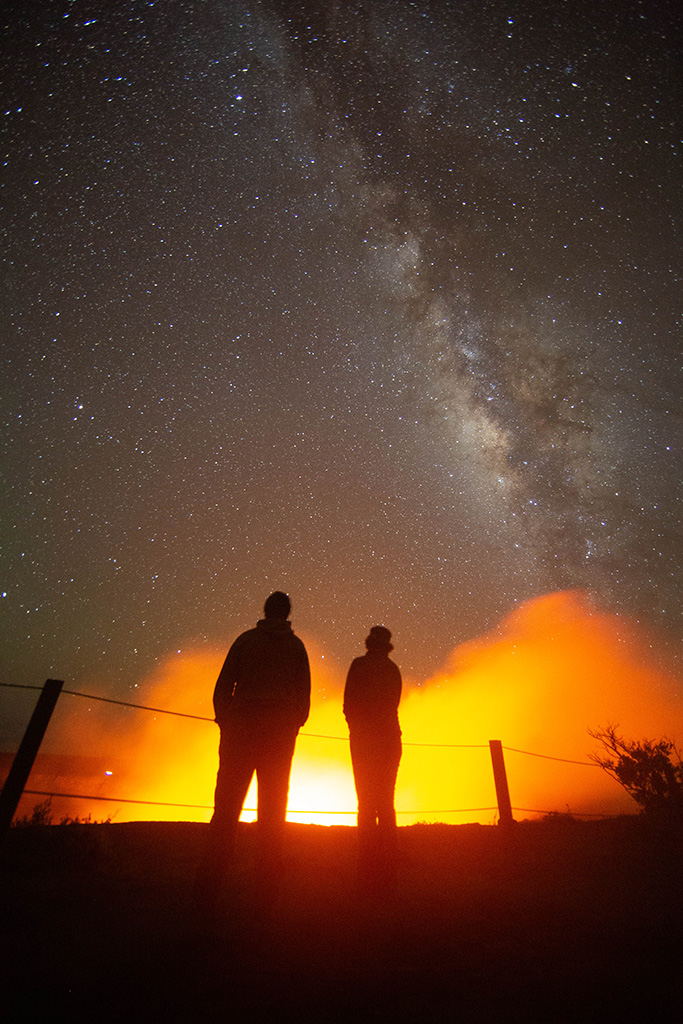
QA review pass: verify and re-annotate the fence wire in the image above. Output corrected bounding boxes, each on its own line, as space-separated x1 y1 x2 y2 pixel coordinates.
2 680 616 820
22 789 501 816
0 682 597 760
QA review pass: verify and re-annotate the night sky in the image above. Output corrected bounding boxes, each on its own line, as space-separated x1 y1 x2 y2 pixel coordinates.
2 0 681 737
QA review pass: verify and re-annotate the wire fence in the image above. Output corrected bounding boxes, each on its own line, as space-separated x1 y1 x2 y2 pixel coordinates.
1 680 618 822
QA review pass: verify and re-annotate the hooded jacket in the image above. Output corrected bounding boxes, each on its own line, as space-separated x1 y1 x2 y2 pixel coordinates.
213 618 311 729
343 650 402 738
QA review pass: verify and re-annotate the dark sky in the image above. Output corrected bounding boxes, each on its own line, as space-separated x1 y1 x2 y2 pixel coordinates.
2 0 681 730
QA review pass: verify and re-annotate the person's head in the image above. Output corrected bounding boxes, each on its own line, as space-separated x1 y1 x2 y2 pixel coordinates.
264 591 291 620
365 625 393 654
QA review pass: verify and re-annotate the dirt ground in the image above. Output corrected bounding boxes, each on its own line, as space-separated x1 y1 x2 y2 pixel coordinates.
1 816 681 1023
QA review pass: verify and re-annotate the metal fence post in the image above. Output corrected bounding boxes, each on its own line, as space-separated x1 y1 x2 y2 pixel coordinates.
0 679 64 842
489 739 515 826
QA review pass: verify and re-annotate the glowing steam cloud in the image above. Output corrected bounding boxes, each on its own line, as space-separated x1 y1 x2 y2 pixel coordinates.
37 591 682 826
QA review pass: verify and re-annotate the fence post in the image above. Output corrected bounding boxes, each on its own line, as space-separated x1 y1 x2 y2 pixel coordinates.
0 679 64 842
489 739 515 826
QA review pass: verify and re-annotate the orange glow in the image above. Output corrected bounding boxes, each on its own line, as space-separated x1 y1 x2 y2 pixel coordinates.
31 591 682 825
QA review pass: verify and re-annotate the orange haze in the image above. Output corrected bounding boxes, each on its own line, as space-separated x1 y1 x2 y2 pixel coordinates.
26 590 682 826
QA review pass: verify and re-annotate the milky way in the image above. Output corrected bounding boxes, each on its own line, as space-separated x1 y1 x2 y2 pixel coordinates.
2 0 681 737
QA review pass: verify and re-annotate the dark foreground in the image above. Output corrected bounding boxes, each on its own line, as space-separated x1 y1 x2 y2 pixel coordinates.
1 816 681 1023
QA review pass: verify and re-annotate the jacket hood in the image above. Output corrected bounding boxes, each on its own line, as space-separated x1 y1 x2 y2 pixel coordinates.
256 618 293 633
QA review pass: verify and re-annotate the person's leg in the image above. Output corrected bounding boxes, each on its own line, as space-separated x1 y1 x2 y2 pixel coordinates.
195 723 254 908
350 736 381 888
254 725 298 881
350 734 378 829
375 743 402 890
212 726 255 829
376 742 401 831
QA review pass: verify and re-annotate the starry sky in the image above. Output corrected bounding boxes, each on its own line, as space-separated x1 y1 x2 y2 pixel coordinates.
2 0 681 736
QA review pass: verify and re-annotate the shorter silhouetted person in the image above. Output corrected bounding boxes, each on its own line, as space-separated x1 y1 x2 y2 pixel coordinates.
344 625 402 889
196 591 310 910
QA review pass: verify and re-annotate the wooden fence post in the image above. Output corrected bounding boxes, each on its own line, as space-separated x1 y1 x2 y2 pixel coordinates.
0 679 64 842
489 739 515 826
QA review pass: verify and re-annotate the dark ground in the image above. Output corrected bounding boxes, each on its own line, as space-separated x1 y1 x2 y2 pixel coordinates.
1 816 680 1023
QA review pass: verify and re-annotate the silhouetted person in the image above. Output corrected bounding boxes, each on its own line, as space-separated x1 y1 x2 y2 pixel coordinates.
196 591 310 909
344 625 402 889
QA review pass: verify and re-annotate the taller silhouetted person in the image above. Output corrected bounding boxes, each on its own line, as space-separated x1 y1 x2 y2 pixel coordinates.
196 591 310 908
344 625 402 890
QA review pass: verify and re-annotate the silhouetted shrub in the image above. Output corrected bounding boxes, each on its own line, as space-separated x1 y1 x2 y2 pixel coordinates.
11 797 54 827
589 725 683 821
12 798 111 827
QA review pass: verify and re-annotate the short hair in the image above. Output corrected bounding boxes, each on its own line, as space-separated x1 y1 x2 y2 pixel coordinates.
264 591 291 619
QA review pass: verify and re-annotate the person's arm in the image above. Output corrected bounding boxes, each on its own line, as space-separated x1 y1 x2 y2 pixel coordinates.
343 658 362 724
295 643 311 727
212 638 241 725
392 663 403 711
